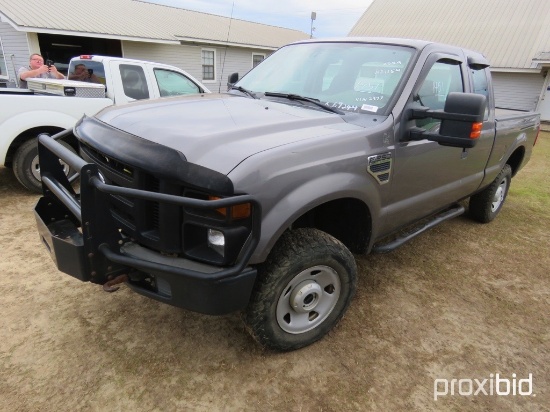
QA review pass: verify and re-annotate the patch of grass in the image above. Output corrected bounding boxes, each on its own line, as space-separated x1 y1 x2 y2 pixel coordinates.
508 133 550 211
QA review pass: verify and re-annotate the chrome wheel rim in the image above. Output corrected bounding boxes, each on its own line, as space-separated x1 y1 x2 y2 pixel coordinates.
491 178 508 212
276 265 341 334
31 154 71 181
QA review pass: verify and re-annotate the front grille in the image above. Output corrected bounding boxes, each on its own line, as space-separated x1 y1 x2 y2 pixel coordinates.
80 143 183 254
82 143 134 180
112 206 136 230
148 175 161 231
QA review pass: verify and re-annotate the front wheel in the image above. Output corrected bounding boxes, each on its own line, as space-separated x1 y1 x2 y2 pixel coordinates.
13 138 76 193
244 228 357 351
469 164 512 223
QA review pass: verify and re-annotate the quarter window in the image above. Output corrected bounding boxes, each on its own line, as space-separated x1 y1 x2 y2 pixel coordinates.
471 68 490 120
202 49 215 81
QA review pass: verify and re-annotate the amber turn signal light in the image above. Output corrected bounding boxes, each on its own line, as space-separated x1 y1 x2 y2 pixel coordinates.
470 122 483 139
209 196 251 219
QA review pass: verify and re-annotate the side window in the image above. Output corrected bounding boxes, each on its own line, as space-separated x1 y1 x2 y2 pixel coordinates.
120 64 149 100
201 49 215 81
471 68 489 120
415 61 463 129
154 69 201 97
416 61 463 110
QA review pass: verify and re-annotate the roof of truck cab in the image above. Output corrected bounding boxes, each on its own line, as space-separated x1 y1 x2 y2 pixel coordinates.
288 37 489 62
75 55 188 66
291 37 433 49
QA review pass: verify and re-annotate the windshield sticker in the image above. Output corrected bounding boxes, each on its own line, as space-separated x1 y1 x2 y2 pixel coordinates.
375 68 401 75
361 104 379 113
356 96 384 102
325 101 359 112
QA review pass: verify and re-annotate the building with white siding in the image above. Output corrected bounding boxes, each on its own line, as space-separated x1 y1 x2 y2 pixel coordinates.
0 0 309 91
349 0 550 120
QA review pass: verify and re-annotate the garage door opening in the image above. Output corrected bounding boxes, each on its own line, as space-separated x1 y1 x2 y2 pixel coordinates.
37 34 122 75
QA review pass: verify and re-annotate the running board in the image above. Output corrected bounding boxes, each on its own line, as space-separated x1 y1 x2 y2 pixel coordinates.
372 204 465 254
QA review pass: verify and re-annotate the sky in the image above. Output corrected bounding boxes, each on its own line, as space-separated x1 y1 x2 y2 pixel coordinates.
146 0 374 38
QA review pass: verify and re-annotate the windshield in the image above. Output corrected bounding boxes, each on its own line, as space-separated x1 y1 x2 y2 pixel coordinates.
236 42 414 115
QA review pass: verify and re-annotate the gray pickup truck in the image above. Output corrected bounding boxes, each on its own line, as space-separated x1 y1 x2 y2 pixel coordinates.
35 38 540 351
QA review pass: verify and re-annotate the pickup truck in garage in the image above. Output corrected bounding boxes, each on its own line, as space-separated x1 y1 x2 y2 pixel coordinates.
35 38 540 351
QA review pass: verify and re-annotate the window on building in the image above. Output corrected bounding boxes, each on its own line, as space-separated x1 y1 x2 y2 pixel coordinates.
202 49 215 81
0 36 9 80
252 54 265 68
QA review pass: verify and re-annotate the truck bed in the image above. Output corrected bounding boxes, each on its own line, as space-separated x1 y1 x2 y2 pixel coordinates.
495 107 539 122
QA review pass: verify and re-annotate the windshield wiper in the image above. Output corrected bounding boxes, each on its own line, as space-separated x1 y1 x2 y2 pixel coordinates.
229 85 258 99
263 92 344 115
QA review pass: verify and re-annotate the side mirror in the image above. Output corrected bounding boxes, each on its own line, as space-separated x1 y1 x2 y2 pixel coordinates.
227 73 239 89
409 92 486 148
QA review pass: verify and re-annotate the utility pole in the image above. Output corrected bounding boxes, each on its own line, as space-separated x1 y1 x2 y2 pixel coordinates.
310 12 316 38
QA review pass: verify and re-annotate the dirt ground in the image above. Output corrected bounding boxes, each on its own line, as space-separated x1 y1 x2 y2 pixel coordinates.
1 135 548 412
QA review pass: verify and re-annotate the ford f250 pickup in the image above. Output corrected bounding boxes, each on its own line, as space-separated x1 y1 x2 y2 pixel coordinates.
34 38 540 351
0 55 208 192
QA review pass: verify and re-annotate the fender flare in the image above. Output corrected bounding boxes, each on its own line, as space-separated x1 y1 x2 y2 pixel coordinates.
250 171 382 263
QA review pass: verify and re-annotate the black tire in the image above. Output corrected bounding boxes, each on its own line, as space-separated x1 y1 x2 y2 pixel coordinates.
469 164 512 223
13 138 77 193
244 228 357 351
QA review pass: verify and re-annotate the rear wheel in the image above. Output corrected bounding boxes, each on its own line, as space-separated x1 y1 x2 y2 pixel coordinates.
469 164 512 223
244 228 357 351
13 138 76 193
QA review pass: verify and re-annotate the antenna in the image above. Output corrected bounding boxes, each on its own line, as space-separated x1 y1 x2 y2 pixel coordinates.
310 11 316 38
219 1 235 93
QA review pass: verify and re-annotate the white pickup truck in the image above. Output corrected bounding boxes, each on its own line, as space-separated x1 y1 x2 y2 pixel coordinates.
0 55 209 192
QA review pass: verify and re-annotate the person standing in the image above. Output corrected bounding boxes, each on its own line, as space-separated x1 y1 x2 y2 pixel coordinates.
18 53 64 88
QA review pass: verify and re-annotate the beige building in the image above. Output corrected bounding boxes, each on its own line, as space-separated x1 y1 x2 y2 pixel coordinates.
0 0 309 91
350 0 550 120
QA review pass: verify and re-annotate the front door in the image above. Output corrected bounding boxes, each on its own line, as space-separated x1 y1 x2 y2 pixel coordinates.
109 61 151 104
384 53 494 232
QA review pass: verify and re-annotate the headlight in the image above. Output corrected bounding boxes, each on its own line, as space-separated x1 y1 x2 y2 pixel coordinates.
207 229 225 257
